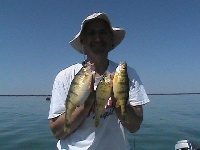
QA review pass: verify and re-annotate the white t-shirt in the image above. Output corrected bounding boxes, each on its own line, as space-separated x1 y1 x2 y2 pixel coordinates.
48 60 150 150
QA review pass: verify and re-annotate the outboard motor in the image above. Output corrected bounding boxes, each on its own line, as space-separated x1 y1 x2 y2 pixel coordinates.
175 140 200 150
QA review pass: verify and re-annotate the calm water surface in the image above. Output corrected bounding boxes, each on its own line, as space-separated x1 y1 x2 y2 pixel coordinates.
0 95 199 150
131 95 199 149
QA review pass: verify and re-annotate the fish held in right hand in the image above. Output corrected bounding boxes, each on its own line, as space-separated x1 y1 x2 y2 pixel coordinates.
64 63 94 132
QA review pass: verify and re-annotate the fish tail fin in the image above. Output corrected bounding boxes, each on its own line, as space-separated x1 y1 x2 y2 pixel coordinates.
64 120 70 133
64 126 70 133
94 119 99 127
121 113 126 123
121 103 126 116
64 114 71 132
115 100 120 108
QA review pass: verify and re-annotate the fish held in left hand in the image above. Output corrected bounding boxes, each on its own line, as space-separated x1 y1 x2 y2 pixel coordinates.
113 62 129 118
64 63 94 132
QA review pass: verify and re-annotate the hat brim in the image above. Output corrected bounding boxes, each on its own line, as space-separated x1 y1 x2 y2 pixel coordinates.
70 27 125 54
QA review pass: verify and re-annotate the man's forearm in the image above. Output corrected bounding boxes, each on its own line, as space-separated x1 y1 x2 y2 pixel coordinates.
50 92 95 139
115 104 143 133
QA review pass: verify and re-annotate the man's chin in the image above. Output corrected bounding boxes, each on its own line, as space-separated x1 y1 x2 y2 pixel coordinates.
89 46 105 53
91 49 107 54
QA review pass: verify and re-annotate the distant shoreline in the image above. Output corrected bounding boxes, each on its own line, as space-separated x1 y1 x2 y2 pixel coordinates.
0 95 51 97
147 93 200 95
0 93 200 96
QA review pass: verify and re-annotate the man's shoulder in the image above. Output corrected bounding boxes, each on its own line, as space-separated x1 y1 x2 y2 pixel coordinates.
63 63 82 72
55 63 82 79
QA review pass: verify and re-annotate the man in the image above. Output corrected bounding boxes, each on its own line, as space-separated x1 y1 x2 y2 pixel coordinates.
48 12 150 150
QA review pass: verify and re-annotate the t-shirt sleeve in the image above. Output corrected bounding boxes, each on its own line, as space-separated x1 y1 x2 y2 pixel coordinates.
48 71 69 119
48 64 82 119
128 67 150 106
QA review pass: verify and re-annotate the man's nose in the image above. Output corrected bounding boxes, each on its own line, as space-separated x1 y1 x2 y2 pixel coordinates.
94 32 102 41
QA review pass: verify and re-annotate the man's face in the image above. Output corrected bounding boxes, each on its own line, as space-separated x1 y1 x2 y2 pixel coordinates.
81 19 113 55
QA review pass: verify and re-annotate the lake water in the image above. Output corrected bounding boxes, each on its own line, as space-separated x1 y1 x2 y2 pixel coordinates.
0 95 199 150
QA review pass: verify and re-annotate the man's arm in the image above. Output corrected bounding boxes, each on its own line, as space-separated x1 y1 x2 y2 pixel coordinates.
115 104 143 133
49 92 95 139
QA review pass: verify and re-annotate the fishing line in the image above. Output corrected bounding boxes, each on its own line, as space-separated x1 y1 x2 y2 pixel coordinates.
134 137 136 150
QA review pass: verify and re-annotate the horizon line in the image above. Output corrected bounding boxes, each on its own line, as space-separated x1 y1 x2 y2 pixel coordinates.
0 92 200 96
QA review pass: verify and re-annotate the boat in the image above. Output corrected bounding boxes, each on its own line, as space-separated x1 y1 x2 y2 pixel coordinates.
175 139 200 150
46 96 51 101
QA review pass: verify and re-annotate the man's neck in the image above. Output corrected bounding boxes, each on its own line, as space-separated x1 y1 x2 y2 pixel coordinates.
87 55 109 76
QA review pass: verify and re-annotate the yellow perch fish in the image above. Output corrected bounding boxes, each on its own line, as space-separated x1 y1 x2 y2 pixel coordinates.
65 63 94 132
113 62 129 118
95 73 112 127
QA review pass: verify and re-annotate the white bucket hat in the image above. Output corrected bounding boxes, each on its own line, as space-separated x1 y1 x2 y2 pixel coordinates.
69 12 126 54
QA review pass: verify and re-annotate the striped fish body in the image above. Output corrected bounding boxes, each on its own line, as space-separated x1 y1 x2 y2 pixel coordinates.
113 62 129 117
95 73 112 127
64 64 93 132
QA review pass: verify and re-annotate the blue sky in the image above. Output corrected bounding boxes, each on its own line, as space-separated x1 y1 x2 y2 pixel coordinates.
1 0 200 95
